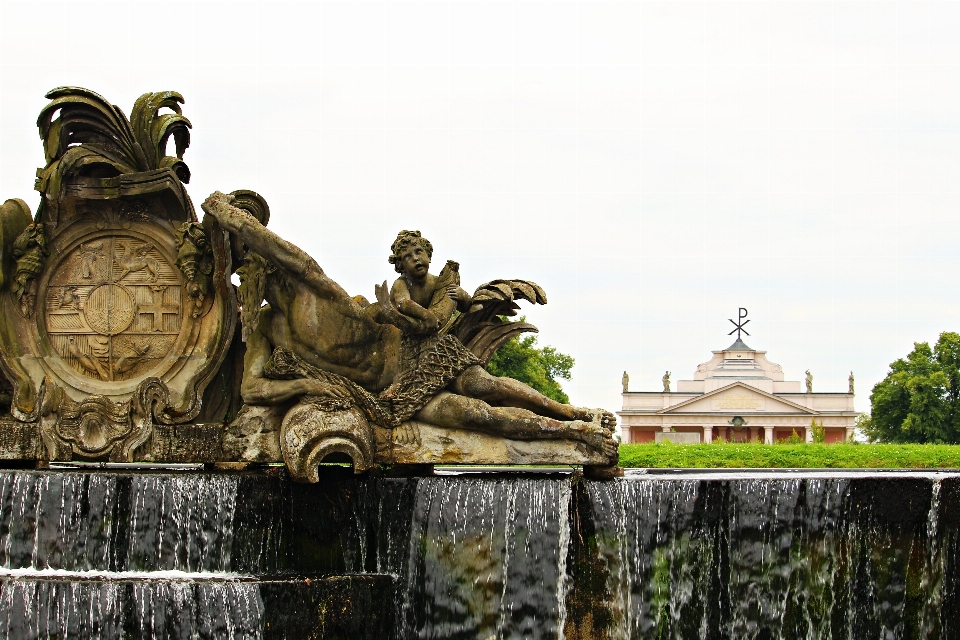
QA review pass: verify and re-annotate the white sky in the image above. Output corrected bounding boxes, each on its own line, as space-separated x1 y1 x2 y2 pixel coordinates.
1 1 958 416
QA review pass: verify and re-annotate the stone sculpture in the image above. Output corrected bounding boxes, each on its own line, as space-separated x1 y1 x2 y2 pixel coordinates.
0 88 235 462
662 371 671 392
849 371 854 394
622 371 629 393
806 370 813 393
206 194 618 479
0 87 619 479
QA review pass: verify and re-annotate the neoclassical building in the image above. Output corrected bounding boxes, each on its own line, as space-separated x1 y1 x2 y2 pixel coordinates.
619 337 858 444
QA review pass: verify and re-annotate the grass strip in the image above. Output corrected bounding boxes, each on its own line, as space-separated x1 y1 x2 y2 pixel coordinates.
618 443 960 469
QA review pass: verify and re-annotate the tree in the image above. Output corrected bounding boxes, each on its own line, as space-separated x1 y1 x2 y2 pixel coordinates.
865 332 960 443
486 331 575 404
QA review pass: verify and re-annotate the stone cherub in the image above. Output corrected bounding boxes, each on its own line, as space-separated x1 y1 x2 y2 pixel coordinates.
201 192 616 463
381 230 471 334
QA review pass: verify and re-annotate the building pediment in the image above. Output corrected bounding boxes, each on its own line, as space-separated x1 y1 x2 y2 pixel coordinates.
658 382 816 415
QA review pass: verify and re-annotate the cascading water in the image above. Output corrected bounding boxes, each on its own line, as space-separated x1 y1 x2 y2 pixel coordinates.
0 579 264 639
574 471 960 640
0 471 266 639
0 470 394 639
0 468 956 639
398 476 571 640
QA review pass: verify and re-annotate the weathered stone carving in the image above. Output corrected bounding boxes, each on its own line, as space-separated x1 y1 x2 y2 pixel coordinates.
11 223 47 318
38 382 132 460
204 193 618 480
0 87 236 460
175 221 214 318
0 86 620 477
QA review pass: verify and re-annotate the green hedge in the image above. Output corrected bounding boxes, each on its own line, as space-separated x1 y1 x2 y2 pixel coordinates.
618 443 960 469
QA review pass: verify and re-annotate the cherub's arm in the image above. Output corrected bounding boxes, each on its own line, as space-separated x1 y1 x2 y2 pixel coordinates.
372 280 438 334
201 192 348 301
240 320 349 405
390 278 439 326
446 285 473 313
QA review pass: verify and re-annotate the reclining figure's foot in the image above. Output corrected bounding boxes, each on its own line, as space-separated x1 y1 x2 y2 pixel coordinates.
571 407 617 431
566 408 619 460
578 423 619 460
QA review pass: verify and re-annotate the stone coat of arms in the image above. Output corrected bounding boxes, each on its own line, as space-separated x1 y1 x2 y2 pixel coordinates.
0 88 237 461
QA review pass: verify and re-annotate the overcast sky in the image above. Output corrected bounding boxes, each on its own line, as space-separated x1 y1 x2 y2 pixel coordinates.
1 1 958 416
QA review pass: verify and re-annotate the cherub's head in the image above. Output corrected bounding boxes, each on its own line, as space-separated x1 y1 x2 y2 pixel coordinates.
388 230 433 276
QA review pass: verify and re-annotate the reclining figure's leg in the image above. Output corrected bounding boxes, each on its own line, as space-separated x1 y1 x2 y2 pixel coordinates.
450 365 613 425
415 391 617 458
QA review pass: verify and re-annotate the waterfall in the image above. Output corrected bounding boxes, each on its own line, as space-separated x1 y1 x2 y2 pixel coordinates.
0 470 267 640
399 476 572 640
578 472 956 640
125 474 239 572
0 578 264 639
0 468 957 639
0 471 240 573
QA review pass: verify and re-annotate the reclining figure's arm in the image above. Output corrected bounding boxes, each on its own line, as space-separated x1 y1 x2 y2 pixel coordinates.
240 312 349 405
201 191 347 301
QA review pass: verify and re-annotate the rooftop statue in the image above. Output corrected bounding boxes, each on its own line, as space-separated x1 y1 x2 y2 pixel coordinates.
204 193 618 479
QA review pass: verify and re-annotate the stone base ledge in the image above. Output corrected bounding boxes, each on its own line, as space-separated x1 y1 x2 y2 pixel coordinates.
376 421 609 466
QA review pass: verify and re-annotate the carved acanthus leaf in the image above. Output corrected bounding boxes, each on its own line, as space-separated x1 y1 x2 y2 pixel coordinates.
35 87 193 212
445 279 548 364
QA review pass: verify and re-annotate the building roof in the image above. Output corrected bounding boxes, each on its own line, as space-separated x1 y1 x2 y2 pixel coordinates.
725 336 753 351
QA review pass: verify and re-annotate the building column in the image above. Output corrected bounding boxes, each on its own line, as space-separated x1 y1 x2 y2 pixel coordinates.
845 427 855 442
662 425 672 433
702 426 713 444
763 426 774 445
805 425 814 443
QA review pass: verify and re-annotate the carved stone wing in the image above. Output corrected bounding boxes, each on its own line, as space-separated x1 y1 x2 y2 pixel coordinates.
444 279 547 365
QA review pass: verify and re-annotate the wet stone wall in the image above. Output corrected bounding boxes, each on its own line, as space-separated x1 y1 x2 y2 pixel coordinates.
0 468 956 639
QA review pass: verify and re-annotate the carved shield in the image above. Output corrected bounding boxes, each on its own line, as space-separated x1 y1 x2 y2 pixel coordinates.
0 88 236 461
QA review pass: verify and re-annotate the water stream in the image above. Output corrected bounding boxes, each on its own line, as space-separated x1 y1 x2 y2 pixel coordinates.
573 471 959 640
0 469 955 639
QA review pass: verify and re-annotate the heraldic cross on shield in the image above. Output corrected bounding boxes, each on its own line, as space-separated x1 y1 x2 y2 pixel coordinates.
45 234 183 383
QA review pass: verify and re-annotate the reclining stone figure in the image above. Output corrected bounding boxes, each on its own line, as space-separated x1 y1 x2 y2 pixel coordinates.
201 192 617 478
